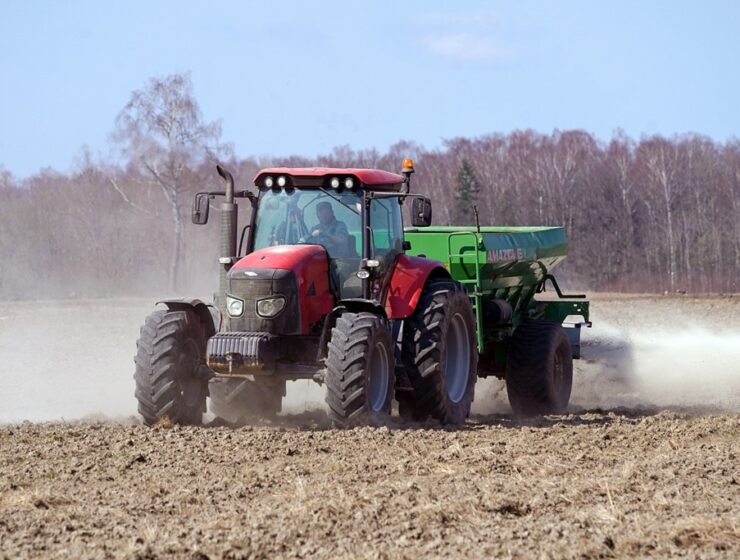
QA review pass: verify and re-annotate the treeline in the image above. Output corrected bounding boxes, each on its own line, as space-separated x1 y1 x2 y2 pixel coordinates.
414 131 740 293
256 132 740 293
1 75 738 299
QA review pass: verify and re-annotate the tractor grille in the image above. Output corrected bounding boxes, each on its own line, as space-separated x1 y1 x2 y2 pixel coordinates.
226 267 300 335
206 332 276 372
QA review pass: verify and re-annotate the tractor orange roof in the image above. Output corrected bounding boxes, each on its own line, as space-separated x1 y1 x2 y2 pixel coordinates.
254 167 404 186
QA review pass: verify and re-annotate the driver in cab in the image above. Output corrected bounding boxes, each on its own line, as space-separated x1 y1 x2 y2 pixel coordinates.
310 201 350 256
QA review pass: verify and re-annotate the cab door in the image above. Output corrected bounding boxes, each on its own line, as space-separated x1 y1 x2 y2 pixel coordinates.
368 197 404 303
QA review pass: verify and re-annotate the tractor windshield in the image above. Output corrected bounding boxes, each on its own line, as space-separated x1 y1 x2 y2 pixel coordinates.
253 189 362 259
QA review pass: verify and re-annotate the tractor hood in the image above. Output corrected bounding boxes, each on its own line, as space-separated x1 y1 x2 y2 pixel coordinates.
228 245 334 335
233 244 328 273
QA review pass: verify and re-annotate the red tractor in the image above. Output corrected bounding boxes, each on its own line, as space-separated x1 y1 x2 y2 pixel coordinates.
134 161 478 427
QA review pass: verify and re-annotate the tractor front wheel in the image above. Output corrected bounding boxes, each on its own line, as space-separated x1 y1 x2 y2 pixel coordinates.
134 309 209 426
400 279 478 425
506 321 573 416
325 311 395 428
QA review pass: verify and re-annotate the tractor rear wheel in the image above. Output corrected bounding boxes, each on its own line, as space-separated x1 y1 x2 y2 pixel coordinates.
209 379 285 423
400 279 478 425
325 311 395 428
506 321 573 416
134 309 209 426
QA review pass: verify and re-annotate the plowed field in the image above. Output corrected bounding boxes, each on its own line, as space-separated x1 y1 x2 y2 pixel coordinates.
1 295 738 558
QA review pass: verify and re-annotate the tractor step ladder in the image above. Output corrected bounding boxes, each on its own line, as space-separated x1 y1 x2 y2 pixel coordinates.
447 231 484 351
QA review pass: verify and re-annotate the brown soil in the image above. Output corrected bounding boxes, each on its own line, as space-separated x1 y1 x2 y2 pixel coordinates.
1 295 739 558
1 411 738 559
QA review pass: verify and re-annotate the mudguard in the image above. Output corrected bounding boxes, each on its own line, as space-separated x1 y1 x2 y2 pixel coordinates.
316 299 388 361
384 255 450 319
156 298 221 337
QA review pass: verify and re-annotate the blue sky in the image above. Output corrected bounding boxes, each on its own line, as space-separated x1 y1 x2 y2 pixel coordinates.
1 1 738 178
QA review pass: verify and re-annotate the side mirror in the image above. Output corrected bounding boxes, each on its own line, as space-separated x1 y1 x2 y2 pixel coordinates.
192 193 211 225
411 197 432 227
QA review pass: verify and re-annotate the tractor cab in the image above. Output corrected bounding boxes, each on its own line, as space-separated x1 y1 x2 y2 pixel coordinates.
248 167 411 301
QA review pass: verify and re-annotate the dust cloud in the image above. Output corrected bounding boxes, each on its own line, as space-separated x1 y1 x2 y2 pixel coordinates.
571 322 740 411
0 299 148 424
0 295 738 424
568 294 740 413
0 298 327 423
472 295 740 415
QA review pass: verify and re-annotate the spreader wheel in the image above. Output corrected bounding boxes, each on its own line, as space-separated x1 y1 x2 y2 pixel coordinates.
506 321 573 416
134 309 209 426
325 311 395 428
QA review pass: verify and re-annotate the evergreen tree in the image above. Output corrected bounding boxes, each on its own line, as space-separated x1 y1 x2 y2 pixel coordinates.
454 159 480 224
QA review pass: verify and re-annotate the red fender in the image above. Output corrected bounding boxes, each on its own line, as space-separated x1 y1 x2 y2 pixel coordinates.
385 255 449 319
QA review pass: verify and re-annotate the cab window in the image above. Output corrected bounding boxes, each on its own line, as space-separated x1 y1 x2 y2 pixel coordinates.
253 189 361 257
369 197 403 265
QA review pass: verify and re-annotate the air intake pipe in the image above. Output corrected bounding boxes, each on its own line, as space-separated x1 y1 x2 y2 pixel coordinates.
217 164 237 317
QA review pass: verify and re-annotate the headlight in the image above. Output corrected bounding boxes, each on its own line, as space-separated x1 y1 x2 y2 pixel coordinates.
264 176 274 189
330 177 340 189
256 296 286 318
226 295 244 317
344 177 354 189
277 175 287 187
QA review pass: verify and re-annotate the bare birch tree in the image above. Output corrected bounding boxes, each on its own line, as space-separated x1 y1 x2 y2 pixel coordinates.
113 72 225 290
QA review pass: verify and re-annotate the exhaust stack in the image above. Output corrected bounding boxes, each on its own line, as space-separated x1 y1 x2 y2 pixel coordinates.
216 164 237 316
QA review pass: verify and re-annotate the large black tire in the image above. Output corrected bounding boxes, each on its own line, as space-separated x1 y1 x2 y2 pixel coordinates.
325 312 395 428
209 379 285 423
134 309 209 426
506 321 573 416
400 279 478 425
